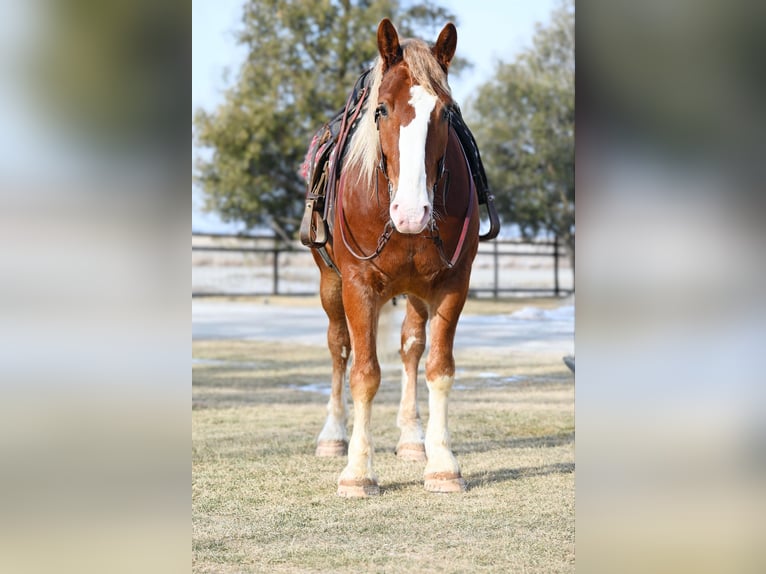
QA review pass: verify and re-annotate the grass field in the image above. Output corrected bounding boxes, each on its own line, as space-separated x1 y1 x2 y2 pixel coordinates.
192 299 574 573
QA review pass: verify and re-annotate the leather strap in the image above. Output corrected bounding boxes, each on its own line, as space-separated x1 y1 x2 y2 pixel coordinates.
431 127 475 268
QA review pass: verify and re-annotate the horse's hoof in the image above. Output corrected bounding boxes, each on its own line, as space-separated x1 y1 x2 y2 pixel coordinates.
316 440 348 457
424 472 466 493
337 478 379 498
396 443 427 462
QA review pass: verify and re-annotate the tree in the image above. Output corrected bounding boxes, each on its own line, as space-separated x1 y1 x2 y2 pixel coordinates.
193 0 459 236
469 0 574 261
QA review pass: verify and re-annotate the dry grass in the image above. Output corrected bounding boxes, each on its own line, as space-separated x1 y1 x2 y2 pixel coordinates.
193 303 574 573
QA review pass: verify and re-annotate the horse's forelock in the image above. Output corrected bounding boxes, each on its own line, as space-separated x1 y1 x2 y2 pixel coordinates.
401 38 452 101
344 38 452 189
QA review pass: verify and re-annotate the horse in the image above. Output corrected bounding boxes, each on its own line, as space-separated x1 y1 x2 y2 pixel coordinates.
309 19 480 497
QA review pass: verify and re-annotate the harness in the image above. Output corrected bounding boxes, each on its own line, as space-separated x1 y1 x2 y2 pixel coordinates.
300 70 499 276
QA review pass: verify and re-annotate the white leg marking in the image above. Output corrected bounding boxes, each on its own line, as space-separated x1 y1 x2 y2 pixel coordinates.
397 367 424 445
340 399 376 482
425 374 460 475
317 379 347 443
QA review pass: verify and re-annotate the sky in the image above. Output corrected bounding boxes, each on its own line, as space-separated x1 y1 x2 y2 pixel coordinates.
192 0 558 232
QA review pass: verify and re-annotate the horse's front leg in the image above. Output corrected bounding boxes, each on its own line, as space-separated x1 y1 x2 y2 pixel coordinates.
336 283 382 497
316 268 351 457
396 296 428 462
423 290 468 493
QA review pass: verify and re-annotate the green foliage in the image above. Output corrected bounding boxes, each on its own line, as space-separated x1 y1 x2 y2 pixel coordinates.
193 0 457 235
469 0 574 255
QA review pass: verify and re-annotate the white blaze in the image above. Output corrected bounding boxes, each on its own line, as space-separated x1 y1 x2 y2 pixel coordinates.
396 85 437 214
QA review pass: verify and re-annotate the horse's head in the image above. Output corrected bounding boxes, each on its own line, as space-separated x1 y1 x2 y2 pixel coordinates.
374 19 457 235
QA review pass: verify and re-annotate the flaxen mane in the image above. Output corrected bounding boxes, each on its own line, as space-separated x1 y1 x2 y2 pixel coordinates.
344 38 453 188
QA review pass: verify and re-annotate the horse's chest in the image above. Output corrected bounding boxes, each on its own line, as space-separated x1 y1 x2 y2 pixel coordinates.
383 238 444 282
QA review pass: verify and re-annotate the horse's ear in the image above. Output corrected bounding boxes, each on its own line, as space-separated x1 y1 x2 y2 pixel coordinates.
377 18 402 71
433 22 457 71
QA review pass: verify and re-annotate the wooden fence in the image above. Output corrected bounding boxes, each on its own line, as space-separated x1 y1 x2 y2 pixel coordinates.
192 232 573 298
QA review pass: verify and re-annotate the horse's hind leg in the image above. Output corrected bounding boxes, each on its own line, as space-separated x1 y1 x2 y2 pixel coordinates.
423 290 468 493
315 266 351 457
395 296 428 462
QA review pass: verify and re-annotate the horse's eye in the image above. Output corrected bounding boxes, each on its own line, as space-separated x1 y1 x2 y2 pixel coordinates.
374 104 388 121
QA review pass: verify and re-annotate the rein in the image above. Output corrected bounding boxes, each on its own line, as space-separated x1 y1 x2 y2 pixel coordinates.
337 170 396 261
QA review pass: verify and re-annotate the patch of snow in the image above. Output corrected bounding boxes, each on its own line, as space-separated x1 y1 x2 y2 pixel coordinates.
192 300 574 356
288 383 331 396
510 305 574 321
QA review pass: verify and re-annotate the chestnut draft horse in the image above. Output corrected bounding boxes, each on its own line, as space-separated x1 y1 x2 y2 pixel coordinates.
310 19 479 497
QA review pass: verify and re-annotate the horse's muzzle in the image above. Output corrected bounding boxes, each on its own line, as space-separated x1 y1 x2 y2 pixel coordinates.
390 202 431 234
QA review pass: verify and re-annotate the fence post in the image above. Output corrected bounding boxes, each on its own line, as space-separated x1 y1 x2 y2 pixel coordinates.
553 235 560 297
272 237 279 295
493 240 499 298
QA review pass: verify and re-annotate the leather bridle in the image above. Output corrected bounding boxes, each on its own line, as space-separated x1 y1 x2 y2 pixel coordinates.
337 96 472 268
